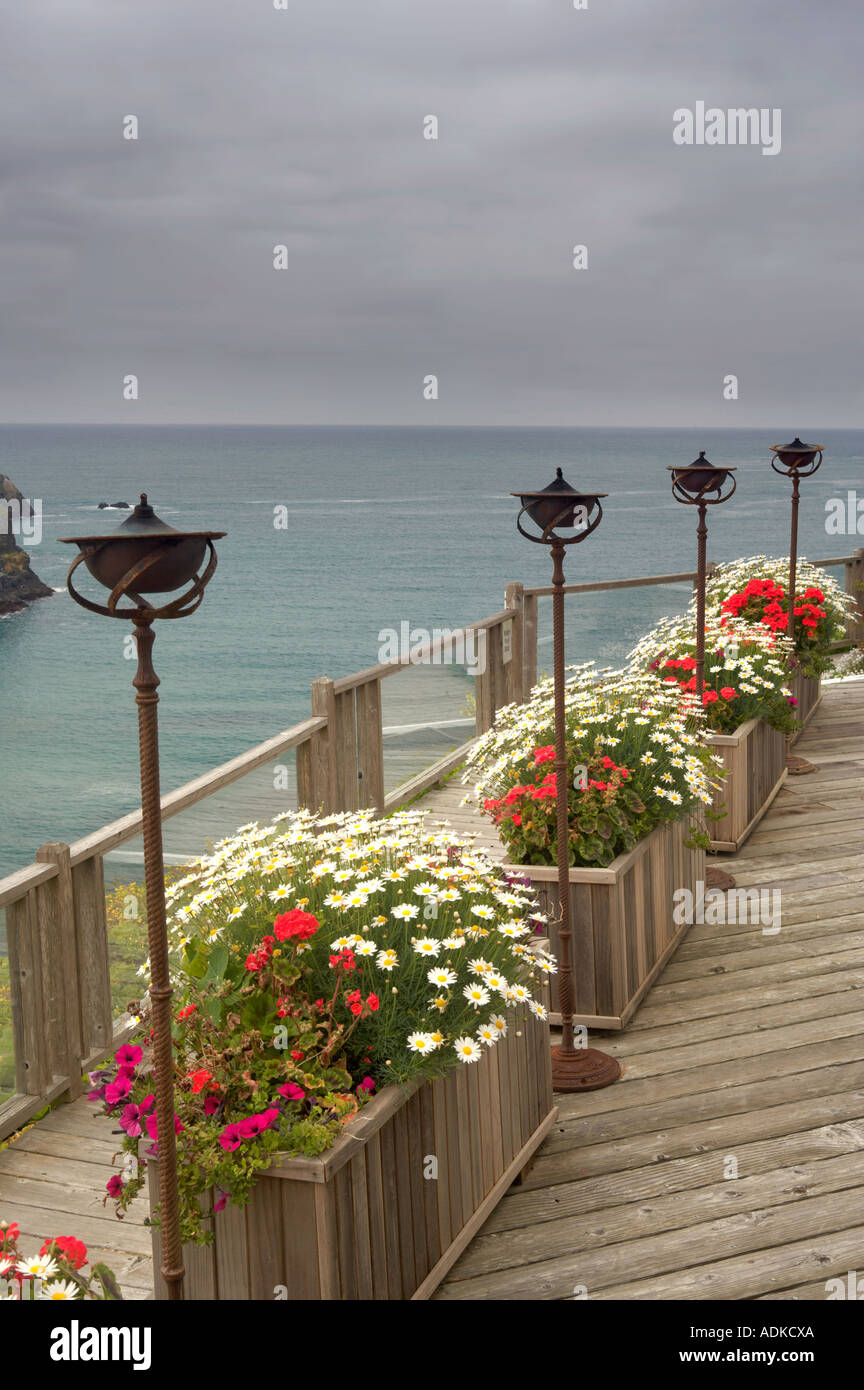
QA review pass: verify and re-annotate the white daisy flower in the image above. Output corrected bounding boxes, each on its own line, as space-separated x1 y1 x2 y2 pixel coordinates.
489 1013 508 1037
454 1037 483 1064
392 904 419 920
476 1022 499 1046
376 949 398 971
407 1032 439 1054
16 1256 58 1280
40 1279 80 1301
463 983 490 1009
427 966 457 987
412 938 440 957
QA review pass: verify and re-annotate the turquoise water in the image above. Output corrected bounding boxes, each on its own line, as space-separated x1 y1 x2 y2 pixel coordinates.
0 425 860 877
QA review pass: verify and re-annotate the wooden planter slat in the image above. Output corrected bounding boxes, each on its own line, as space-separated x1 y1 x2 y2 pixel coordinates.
147 999 555 1300
789 672 821 743
707 718 787 853
505 817 704 1030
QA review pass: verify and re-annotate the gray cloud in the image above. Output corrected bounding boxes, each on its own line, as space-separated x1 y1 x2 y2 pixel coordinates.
0 0 861 423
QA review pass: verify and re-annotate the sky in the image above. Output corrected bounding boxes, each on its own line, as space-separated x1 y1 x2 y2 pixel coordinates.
0 0 861 426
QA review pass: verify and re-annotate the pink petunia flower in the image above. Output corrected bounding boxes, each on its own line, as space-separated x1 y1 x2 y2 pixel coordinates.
115 1044 143 1068
278 1082 306 1102
237 1109 279 1138
104 1074 133 1106
218 1123 244 1152
119 1094 155 1138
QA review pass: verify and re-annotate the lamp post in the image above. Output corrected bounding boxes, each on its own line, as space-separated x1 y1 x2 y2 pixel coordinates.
59 495 225 1302
511 468 620 1093
669 453 737 891
769 436 824 640
668 452 737 700
769 437 824 777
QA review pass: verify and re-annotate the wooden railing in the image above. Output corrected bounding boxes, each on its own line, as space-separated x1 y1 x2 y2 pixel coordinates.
1 549 862 1140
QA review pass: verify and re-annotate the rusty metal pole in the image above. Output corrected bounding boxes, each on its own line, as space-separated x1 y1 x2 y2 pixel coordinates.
788 470 800 638
550 539 575 1057
548 540 621 1092
694 500 708 703
132 613 184 1302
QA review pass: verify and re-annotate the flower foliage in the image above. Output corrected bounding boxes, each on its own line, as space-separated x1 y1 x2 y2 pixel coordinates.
0 1219 122 1301
628 613 796 735
91 810 552 1244
464 664 720 866
704 556 855 678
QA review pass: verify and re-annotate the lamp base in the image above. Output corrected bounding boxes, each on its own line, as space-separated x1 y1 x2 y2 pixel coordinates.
705 865 736 891
786 754 819 775
551 1045 621 1093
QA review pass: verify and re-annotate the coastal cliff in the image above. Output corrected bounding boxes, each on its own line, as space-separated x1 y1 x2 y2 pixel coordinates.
0 473 53 615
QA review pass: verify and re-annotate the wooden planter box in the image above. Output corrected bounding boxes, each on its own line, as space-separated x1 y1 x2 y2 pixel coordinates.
147 1002 555 1301
504 817 704 1030
707 718 787 853
789 671 821 743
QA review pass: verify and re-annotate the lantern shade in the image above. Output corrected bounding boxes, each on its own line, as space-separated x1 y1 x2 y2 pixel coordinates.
59 494 225 595
668 451 736 498
512 468 606 532
770 436 823 471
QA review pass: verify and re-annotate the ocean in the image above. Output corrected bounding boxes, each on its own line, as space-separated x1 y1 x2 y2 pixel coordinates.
0 425 860 880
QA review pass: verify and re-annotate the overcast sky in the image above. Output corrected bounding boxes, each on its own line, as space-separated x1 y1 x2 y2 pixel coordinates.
1 0 861 426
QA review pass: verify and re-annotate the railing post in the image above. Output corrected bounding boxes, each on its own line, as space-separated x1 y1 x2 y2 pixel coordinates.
355 677 385 812
504 582 525 708
523 591 538 699
333 687 359 812
844 548 864 646
36 842 83 1101
298 677 338 813
6 888 50 1098
72 853 113 1065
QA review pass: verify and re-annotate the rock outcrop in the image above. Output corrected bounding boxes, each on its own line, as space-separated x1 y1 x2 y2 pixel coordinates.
0 473 53 615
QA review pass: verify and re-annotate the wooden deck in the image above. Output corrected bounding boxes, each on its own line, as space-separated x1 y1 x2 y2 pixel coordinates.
2 677 863 1301
431 676 864 1299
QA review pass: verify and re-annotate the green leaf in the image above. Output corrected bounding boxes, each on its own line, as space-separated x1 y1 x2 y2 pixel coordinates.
92 1263 124 1301
201 943 229 988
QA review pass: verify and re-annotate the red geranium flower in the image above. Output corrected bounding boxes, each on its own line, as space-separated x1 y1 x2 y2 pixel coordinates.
274 909 320 942
40 1236 87 1271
